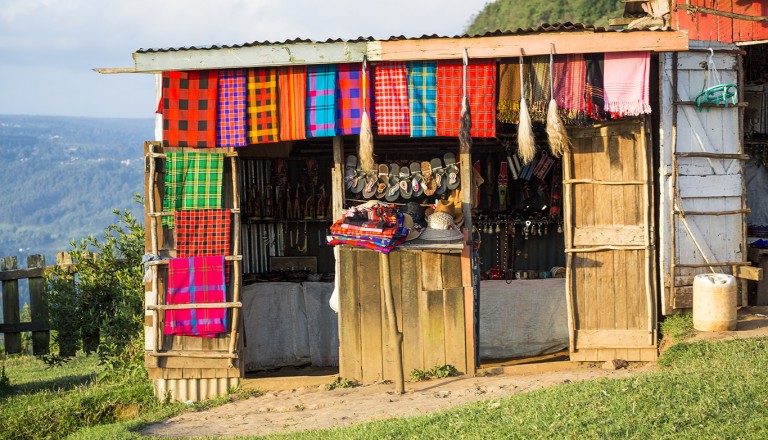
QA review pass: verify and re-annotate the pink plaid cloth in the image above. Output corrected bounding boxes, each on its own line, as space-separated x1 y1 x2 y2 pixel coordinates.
553 54 586 118
216 69 247 147
164 256 227 337
374 62 410 135
336 63 371 135
437 60 497 138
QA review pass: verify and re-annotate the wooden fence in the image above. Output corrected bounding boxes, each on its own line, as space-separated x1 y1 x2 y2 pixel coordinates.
0 253 72 355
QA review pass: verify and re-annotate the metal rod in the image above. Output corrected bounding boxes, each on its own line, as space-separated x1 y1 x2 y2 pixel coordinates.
672 209 750 215
675 152 750 160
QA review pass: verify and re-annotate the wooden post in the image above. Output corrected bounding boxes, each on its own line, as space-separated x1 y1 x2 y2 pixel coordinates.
331 136 345 221
227 155 242 369
561 141 576 357
380 252 404 394
1 256 21 354
27 254 49 355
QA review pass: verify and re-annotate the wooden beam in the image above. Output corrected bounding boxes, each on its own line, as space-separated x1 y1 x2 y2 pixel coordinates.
0 322 50 333
733 265 762 281
677 4 768 22
129 31 689 73
370 31 688 62
133 41 369 73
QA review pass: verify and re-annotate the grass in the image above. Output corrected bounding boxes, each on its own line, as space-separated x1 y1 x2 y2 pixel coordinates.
245 336 768 439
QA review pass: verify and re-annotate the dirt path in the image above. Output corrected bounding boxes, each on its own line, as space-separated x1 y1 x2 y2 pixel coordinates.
142 306 768 438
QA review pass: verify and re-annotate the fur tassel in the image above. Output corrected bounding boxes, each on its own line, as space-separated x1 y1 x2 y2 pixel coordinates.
517 97 536 164
459 96 472 154
358 111 375 174
546 99 570 157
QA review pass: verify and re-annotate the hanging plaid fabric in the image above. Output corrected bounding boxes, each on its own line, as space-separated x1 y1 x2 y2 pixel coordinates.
497 60 521 124
164 256 227 337
336 63 371 135
552 54 587 123
278 66 307 141
584 53 606 120
527 56 550 123
174 209 231 256
162 152 224 228
247 68 279 144
437 59 497 137
161 70 218 148
374 62 410 135
603 51 651 117
407 61 437 137
216 69 247 147
306 65 338 137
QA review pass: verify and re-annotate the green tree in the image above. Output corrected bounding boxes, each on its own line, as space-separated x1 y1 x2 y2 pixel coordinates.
467 0 624 34
45 208 145 377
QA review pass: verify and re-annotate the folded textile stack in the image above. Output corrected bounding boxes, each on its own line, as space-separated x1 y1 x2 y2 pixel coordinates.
328 202 414 254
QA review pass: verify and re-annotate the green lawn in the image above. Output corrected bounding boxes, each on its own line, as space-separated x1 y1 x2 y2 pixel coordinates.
3 317 768 439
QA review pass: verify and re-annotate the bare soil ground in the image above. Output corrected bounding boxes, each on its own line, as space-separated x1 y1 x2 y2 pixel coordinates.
141 306 768 438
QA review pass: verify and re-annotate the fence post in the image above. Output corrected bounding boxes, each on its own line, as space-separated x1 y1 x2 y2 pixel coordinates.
1 256 21 354
28 254 49 355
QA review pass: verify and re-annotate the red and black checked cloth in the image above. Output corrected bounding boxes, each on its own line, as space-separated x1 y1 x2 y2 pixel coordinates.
161 70 219 148
174 209 231 257
373 62 410 135
437 60 497 138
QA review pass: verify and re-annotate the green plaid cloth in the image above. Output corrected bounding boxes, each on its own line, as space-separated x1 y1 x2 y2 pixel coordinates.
407 61 437 137
162 152 224 228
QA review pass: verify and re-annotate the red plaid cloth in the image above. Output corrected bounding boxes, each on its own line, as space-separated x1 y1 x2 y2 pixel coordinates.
216 69 247 147
374 62 410 135
278 66 307 141
164 256 227 337
161 70 219 148
437 60 497 138
174 209 231 256
336 63 371 135
247 68 279 144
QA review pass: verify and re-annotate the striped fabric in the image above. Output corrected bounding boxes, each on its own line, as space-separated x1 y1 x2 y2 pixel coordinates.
437 60 497 138
497 60 521 123
306 65 338 137
585 53 606 119
161 70 218 148
164 256 227 337
216 69 247 147
407 61 437 137
247 68 279 144
603 51 651 117
552 54 587 121
162 152 224 228
374 62 410 135
278 66 307 141
336 63 371 135
528 56 550 122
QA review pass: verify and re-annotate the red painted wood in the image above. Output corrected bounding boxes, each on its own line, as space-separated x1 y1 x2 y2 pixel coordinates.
676 1 768 43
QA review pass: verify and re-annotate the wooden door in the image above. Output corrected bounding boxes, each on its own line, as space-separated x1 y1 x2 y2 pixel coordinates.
659 45 747 313
563 120 657 362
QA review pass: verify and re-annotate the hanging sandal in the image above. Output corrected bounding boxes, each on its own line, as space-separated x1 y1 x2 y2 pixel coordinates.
432 157 447 195
362 172 377 199
399 165 413 199
386 163 401 202
444 152 460 190
410 162 424 197
375 163 389 199
422 161 436 196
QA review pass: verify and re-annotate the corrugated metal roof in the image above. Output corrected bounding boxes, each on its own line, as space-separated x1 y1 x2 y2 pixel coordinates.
136 22 622 53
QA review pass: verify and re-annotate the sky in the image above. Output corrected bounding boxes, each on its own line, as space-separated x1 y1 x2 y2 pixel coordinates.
0 0 489 119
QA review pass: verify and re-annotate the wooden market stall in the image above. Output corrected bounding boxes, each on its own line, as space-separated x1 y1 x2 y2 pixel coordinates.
103 23 698 401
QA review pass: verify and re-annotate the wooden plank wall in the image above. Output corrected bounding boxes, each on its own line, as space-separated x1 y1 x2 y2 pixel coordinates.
338 247 469 383
567 121 657 362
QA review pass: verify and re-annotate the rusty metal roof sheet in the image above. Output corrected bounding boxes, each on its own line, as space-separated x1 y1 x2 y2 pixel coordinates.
136 22 625 53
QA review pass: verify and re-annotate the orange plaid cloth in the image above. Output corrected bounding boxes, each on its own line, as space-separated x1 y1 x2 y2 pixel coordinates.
278 66 307 141
247 68 279 144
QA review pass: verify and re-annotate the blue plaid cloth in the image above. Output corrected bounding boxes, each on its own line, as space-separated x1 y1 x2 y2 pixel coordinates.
306 65 338 137
407 61 437 137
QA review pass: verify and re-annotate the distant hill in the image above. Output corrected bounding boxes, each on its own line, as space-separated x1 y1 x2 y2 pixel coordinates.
467 0 624 34
0 115 153 267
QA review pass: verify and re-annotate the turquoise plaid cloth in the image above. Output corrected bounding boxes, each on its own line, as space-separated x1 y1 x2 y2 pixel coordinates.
407 61 437 137
306 65 338 137
162 152 224 228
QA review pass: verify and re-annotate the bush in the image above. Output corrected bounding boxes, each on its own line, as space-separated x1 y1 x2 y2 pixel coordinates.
44 208 145 378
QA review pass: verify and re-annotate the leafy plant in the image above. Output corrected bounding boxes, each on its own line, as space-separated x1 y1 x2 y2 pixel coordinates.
659 312 694 346
411 364 460 382
326 377 359 390
44 208 145 378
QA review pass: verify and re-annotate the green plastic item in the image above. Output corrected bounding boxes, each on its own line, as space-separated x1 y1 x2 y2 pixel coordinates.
695 83 739 110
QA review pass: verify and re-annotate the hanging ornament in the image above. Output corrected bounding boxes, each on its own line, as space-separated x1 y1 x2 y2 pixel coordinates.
546 46 570 158
517 54 536 165
358 56 375 176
